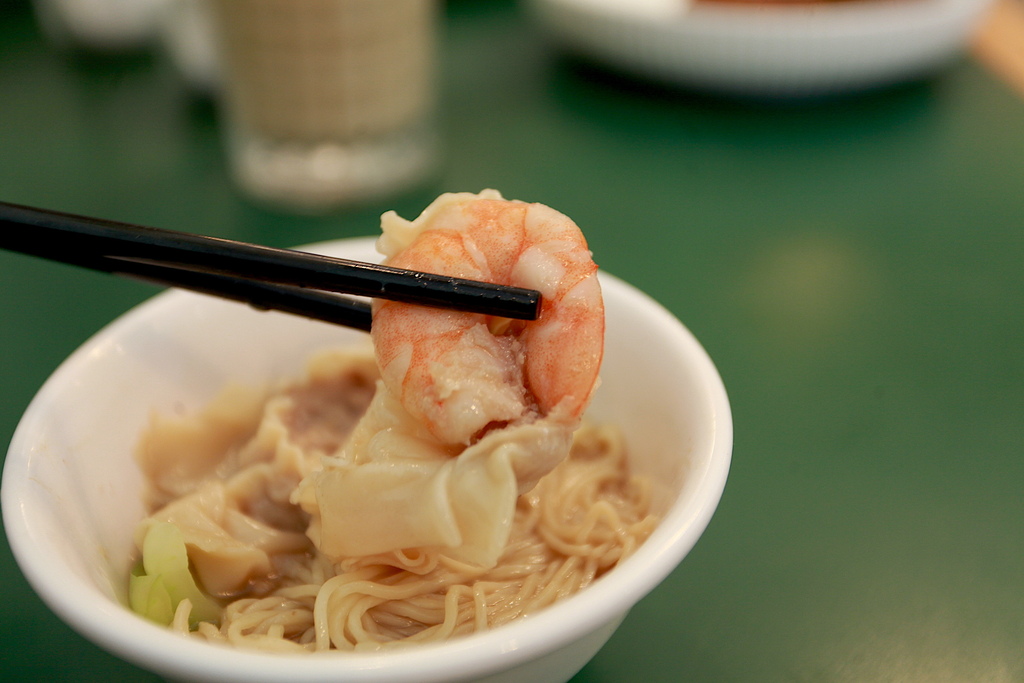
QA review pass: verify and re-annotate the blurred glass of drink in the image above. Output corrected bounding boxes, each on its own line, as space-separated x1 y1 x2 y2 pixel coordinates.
208 0 438 211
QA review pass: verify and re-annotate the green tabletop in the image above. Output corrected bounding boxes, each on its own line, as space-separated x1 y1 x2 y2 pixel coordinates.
3 1 1023 680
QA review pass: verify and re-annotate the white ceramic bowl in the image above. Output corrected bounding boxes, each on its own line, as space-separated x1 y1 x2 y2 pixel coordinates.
529 0 994 97
2 237 732 683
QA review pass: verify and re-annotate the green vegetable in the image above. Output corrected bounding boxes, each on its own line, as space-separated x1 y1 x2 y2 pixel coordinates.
128 521 219 629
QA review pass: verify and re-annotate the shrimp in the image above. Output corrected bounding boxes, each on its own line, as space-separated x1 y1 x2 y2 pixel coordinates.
297 191 603 566
370 190 604 449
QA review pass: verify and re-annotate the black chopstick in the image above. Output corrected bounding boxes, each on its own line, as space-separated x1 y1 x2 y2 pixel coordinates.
0 201 542 330
80 251 377 332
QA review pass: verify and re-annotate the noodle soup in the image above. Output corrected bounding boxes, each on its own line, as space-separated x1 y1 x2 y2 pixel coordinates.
129 193 658 650
132 347 657 650
3 233 731 682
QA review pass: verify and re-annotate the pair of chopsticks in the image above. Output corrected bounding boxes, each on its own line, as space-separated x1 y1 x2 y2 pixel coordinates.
0 201 541 332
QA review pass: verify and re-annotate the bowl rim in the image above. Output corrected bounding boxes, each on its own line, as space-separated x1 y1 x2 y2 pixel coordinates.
2 236 732 682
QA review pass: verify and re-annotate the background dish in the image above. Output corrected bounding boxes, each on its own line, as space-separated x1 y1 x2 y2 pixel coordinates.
2 237 732 683
529 0 995 96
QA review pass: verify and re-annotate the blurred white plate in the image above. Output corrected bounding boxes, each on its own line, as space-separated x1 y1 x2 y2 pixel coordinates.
528 0 994 97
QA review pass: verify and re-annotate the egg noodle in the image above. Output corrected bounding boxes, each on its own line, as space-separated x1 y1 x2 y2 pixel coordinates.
137 348 657 652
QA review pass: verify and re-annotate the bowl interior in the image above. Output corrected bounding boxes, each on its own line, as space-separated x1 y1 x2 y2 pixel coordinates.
2 237 731 681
